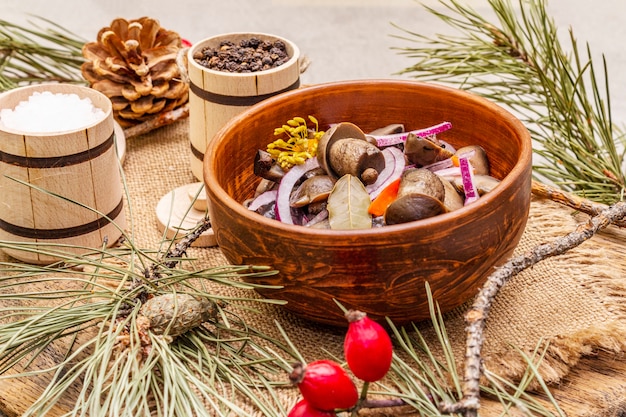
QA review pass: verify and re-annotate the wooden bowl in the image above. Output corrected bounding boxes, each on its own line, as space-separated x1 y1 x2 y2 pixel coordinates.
203 79 532 326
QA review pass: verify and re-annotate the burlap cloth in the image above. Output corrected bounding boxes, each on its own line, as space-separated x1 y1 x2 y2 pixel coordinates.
2 119 626 416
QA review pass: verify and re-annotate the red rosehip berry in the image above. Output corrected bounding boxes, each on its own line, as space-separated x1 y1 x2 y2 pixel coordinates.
344 310 393 382
287 399 337 417
289 359 358 411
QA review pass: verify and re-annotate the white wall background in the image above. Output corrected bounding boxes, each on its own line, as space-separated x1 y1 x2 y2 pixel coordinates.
3 0 625 125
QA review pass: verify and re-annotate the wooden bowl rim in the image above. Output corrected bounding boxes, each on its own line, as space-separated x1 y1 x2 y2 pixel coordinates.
204 79 532 239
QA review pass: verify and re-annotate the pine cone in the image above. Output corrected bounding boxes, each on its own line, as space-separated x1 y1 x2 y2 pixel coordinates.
81 17 189 128
139 293 217 337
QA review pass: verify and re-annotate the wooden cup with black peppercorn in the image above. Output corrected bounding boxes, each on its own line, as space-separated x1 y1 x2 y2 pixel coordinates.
186 32 301 180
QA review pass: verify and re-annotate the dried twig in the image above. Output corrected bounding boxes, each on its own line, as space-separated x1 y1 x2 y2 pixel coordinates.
532 180 626 227
360 398 407 409
440 200 626 416
143 216 212 282
120 216 213 309
122 103 190 138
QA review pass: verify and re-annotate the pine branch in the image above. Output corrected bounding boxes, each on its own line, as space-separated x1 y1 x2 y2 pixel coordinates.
0 16 85 90
0 218 289 416
2 6 625 415
393 0 626 204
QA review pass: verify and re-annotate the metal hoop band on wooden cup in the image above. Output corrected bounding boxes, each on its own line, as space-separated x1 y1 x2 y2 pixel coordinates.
187 32 301 180
0 83 126 264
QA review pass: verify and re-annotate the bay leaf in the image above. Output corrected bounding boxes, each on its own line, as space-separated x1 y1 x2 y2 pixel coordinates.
327 174 372 230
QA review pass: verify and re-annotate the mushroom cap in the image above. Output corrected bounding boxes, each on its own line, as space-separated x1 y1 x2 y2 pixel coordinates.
404 133 454 167
366 123 405 136
290 175 335 207
441 178 465 211
327 138 385 185
317 122 367 178
384 193 448 225
397 168 446 202
452 174 501 196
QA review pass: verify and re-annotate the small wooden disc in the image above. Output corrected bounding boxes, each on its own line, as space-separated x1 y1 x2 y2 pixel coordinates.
155 182 217 247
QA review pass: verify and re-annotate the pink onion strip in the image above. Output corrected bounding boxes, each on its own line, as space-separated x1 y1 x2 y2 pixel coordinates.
275 157 320 224
433 166 463 177
459 156 479 205
247 190 277 212
423 158 454 172
424 149 475 173
366 146 405 200
372 121 452 148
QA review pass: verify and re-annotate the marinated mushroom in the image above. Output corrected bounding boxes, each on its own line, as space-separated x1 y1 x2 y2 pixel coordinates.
317 122 366 177
404 133 454 167
244 196 276 218
364 123 404 146
303 167 327 180
307 201 327 215
254 178 277 197
328 138 385 185
383 168 449 225
474 174 500 194
455 145 490 176
307 218 331 229
451 174 501 196
384 194 448 225
441 178 464 211
290 175 335 208
396 168 446 202
367 123 405 136
317 122 385 185
254 149 285 182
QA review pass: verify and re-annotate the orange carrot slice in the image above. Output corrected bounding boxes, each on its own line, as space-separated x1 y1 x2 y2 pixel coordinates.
367 178 401 216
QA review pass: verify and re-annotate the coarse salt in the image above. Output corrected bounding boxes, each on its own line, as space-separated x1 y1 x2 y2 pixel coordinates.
0 91 106 133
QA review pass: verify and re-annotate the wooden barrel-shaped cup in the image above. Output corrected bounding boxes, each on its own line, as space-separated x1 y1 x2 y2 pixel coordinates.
0 84 126 264
187 32 301 180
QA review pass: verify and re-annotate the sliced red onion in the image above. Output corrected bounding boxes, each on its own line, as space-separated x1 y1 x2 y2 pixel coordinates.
247 189 278 212
424 149 475 173
457 149 476 160
433 166 463 177
459 156 479 205
372 121 452 148
423 158 455 172
366 146 405 200
275 157 320 224
304 209 329 227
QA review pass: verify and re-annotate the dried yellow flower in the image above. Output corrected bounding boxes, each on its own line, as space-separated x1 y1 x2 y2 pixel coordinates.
266 115 325 169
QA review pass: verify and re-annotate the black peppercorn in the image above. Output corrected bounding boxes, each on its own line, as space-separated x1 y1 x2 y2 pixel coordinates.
194 37 290 73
